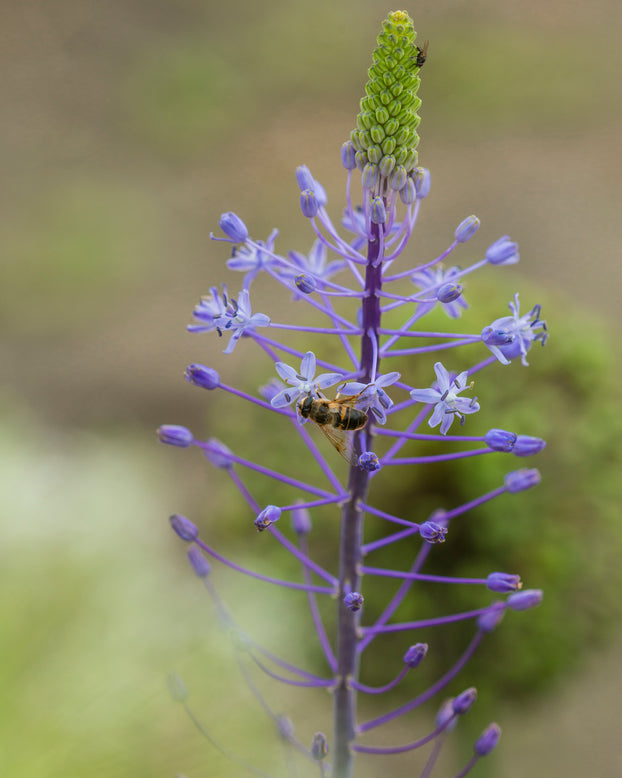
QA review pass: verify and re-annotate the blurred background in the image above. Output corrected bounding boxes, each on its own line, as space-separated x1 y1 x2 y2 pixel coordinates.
2 0 622 775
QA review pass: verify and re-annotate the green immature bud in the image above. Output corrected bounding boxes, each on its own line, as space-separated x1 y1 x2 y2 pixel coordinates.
349 11 424 194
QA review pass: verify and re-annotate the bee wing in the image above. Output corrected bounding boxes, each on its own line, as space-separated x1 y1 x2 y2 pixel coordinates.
316 423 359 466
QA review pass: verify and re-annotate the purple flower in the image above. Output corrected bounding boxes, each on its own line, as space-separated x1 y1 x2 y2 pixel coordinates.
411 265 468 319
189 287 270 354
226 228 281 287
337 371 400 424
270 351 343 409
482 293 547 366
410 362 480 434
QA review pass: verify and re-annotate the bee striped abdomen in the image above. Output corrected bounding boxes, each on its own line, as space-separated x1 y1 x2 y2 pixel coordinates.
333 406 367 431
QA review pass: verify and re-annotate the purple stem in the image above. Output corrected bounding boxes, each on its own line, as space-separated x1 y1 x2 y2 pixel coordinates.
360 567 485 585
353 718 455 755
362 605 493 635
351 665 409 694
381 448 492 466
299 535 338 671
248 652 333 688
362 525 421 554
452 755 481 778
268 524 338 586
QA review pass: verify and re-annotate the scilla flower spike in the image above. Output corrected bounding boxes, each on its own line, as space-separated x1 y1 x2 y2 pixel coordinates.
160 10 547 778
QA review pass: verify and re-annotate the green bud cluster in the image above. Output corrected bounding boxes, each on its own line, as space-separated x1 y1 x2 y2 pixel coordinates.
349 10 424 195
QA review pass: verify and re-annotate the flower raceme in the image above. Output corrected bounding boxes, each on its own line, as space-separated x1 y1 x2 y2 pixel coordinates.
159 10 546 778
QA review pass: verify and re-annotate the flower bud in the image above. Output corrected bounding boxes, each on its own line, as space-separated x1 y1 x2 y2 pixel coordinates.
403 642 428 668
389 165 407 191
311 732 329 760
487 572 522 593
414 166 431 198
371 197 387 224
300 189 319 218
507 589 543 611
254 505 281 531
436 698 458 731
358 451 380 472
291 503 312 535
475 723 501 756
477 602 505 633
294 274 317 294
157 424 194 448
343 592 364 612
513 435 546 457
481 325 514 347
504 468 541 493
219 212 248 242
399 176 416 204
362 163 379 190
486 236 519 265
341 141 357 170
204 438 234 469
295 165 314 191
484 428 517 452
187 545 211 578
437 282 463 304
455 215 480 243
419 521 448 544
184 364 220 390
453 687 477 715
169 514 199 542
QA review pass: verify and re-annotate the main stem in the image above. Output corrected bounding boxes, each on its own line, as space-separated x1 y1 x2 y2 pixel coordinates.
333 219 383 778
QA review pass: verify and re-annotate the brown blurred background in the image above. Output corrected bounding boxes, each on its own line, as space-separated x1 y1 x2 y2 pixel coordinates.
2 1 622 776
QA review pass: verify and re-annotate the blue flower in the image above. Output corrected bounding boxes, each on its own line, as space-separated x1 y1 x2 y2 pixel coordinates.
270 351 343 409
287 240 346 294
481 293 547 366
410 362 480 434
226 228 281 287
189 287 270 354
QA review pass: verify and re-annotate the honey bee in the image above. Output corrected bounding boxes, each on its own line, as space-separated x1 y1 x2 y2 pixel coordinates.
415 40 429 68
297 386 370 465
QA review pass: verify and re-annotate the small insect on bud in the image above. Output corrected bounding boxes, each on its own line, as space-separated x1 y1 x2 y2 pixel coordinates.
455 215 480 243
218 212 248 242
343 592 364 612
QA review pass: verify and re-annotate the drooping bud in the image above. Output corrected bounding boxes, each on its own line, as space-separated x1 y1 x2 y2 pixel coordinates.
348 11 424 193
341 141 357 170
294 274 317 295
419 520 448 544
295 165 315 191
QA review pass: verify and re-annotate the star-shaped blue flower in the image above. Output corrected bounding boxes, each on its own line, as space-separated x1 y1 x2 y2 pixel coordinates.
410 362 480 434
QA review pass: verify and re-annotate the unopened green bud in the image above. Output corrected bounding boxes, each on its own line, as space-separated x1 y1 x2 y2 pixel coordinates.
349 11 424 192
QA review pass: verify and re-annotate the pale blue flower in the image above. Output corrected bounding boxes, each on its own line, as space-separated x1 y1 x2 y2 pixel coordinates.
410 362 480 434
270 351 343 408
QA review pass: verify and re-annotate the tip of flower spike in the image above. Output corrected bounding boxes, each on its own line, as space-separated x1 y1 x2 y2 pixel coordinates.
311 733 329 761
475 723 501 756
343 592 364 612
254 505 281 532
169 514 199 542
157 425 194 448
349 11 424 193
403 642 428 668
